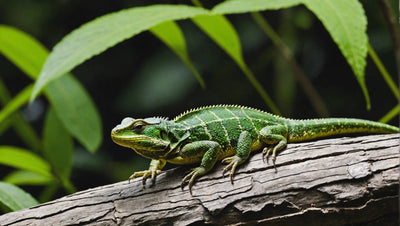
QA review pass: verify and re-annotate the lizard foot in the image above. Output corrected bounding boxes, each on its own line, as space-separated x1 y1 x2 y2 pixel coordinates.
262 147 277 172
181 166 206 193
128 169 163 185
221 156 241 184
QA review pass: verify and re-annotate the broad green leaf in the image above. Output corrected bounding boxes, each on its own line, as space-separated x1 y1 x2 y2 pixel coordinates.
31 5 209 100
3 170 53 186
192 15 280 114
43 107 73 179
0 84 33 125
213 0 301 14
0 25 48 79
45 75 102 152
150 21 205 89
0 26 102 152
0 146 52 177
0 182 38 212
213 0 370 108
301 0 369 108
193 15 244 66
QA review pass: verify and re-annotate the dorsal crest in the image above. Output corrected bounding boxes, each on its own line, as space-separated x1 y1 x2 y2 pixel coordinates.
173 104 275 121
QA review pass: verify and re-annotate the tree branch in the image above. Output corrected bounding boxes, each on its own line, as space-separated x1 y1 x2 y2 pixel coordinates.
0 134 398 225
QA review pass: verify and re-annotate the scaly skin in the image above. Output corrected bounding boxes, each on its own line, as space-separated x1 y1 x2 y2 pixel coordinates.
111 105 399 191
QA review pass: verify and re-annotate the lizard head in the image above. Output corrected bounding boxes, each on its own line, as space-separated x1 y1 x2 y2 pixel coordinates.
111 117 182 159
111 117 170 159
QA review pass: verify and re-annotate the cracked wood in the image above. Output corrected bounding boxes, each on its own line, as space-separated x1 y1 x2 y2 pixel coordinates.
0 134 398 225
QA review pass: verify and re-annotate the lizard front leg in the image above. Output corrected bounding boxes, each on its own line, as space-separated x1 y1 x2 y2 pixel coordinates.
259 125 288 164
180 141 221 192
129 159 166 185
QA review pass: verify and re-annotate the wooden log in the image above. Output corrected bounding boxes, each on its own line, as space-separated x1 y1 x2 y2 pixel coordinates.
0 134 398 225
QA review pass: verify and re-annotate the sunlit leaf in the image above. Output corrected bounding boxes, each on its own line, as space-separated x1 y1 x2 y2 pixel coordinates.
0 146 52 177
0 182 38 212
0 25 48 79
0 25 102 152
3 170 53 186
31 5 209 100
302 0 369 108
45 75 102 152
192 14 279 113
213 0 301 15
150 21 205 89
213 0 370 108
43 108 73 179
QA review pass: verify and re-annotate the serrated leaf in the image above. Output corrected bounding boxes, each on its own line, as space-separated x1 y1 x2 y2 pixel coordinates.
43 108 73 179
0 146 52 177
213 0 370 108
45 75 102 152
0 26 103 152
212 0 301 14
3 170 53 186
0 182 39 212
150 21 205 89
301 0 369 108
31 5 209 100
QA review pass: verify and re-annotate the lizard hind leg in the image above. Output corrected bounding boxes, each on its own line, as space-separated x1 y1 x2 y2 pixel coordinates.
222 131 252 183
259 125 288 166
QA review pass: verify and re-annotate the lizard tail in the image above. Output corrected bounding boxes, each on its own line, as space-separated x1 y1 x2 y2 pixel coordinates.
287 118 399 142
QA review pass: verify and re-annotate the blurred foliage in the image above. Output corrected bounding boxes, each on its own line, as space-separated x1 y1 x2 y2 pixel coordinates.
0 0 398 212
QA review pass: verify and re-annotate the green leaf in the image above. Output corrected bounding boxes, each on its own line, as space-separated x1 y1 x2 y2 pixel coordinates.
301 0 369 108
31 5 209 100
0 84 33 125
0 25 48 80
3 170 53 186
0 146 52 177
212 0 301 14
0 181 39 212
213 0 370 108
192 15 280 114
0 26 103 152
43 107 73 179
45 75 102 152
192 15 244 65
150 21 205 89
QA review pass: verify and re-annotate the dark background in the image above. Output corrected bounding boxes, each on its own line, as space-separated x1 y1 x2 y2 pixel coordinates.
0 0 398 198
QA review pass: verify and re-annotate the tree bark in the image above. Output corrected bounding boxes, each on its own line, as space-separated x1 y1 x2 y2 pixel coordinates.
0 134 398 225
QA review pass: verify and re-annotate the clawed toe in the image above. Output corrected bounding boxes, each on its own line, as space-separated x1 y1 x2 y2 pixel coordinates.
128 170 162 185
181 167 206 193
222 156 241 184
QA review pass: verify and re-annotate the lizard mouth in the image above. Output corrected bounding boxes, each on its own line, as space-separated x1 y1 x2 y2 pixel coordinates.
111 134 170 152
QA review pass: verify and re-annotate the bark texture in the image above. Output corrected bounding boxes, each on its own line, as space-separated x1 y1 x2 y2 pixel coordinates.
0 134 399 225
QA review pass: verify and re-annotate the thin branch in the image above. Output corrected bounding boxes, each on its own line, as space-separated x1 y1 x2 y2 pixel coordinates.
368 43 399 100
251 12 330 117
376 0 400 77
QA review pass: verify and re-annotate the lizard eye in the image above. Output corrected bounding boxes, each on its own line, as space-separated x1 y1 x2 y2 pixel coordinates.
132 123 145 133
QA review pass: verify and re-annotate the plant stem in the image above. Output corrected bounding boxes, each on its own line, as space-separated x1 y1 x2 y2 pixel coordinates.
376 0 400 78
251 12 330 117
367 43 399 100
0 78 42 152
379 104 399 123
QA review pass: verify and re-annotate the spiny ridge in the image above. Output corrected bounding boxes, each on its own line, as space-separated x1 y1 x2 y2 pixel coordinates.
173 104 286 121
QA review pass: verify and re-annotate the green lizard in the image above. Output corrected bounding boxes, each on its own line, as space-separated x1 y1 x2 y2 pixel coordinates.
111 105 399 191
